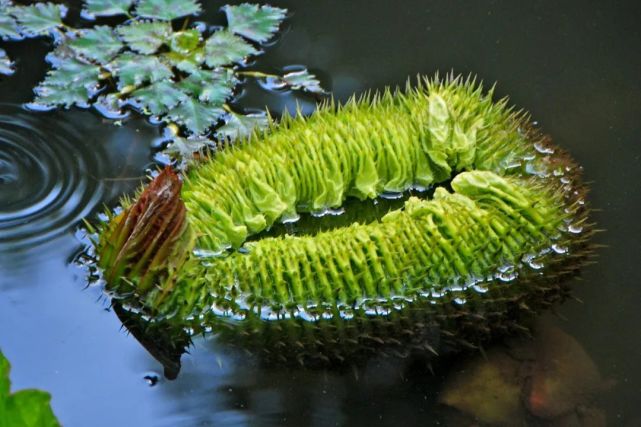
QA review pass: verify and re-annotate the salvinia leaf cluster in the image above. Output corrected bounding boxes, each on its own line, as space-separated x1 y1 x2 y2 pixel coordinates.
0 0 326 158
0 350 61 427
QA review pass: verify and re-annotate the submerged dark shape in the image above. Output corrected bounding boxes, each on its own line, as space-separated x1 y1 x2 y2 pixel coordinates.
95 75 593 365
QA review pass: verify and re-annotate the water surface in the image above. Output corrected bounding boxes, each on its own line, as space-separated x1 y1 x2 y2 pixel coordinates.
1 1 640 426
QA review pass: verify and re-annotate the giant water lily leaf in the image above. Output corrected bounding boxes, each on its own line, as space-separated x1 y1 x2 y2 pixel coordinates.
281 68 325 94
178 68 237 104
0 351 61 427
223 4 287 43
132 80 187 115
134 0 201 20
108 53 173 90
166 98 225 134
215 110 269 140
68 26 122 64
0 48 14 76
9 3 66 37
204 29 259 67
82 0 134 17
117 21 172 55
33 59 100 107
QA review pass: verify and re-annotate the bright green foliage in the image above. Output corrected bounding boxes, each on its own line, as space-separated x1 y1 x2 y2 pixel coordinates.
97 78 590 364
68 26 123 64
204 30 259 67
135 0 201 20
82 0 134 17
0 351 61 427
117 21 172 54
8 3 66 37
0 48 13 76
223 3 287 43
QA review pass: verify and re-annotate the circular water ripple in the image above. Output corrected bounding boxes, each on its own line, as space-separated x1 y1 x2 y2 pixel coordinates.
0 105 105 250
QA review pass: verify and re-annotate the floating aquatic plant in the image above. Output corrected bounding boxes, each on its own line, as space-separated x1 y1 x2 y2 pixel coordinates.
94 76 593 364
0 0 325 157
0 350 61 427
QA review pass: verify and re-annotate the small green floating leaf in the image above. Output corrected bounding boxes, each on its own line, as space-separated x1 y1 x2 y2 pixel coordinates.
204 29 259 68
108 53 173 90
215 110 269 141
132 80 187 115
82 0 135 18
117 20 172 54
33 59 100 107
166 98 225 134
178 68 237 104
68 26 123 64
223 3 287 43
0 48 14 76
9 3 67 37
134 0 201 21
281 68 326 94
0 3 20 39
116 21 172 55
169 29 201 55
164 134 214 159
0 351 61 427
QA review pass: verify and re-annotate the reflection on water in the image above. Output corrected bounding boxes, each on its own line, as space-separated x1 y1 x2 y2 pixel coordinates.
0 105 105 250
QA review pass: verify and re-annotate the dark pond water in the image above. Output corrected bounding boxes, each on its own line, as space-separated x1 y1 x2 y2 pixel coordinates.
1 1 641 425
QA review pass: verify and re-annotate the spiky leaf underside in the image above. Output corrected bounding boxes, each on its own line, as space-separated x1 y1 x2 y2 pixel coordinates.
223 3 287 43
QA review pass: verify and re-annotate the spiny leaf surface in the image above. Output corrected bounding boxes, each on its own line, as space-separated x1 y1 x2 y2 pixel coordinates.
68 26 123 64
82 0 134 17
204 29 259 67
223 3 287 43
117 21 172 54
134 0 201 20
9 3 66 37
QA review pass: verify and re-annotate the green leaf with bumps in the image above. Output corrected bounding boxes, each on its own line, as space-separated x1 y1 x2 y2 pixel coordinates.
82 0 134 17
9 3 66 37
33 59 100 107
204 29 259 68
132 80 187 115
223 3 287 43
215 110 269 140
1 351 61 427
117 21 172 55
166 98 225 134
0 48 14 76
134 0 201 20
107 53 173 90
281 68 325 94
68 26 123 64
